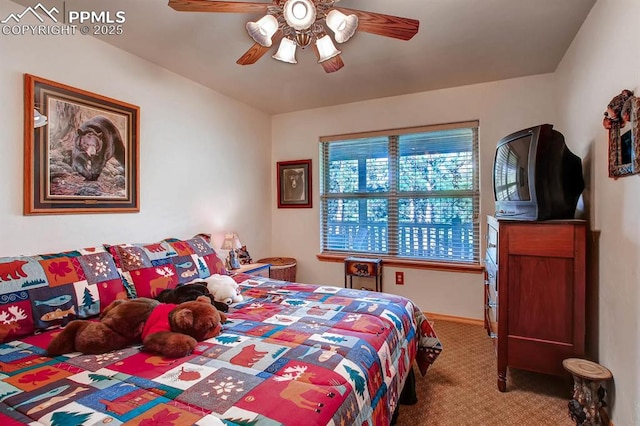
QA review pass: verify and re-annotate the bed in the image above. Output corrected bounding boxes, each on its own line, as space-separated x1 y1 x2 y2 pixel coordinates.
0 238 441 425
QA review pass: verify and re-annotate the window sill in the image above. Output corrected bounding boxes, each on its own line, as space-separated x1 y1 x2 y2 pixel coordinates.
316 253 484 274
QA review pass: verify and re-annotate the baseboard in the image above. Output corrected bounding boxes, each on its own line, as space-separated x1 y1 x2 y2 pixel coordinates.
425 312 484 327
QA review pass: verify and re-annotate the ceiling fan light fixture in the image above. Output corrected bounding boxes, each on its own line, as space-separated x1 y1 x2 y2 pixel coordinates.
272 37 298 64
295 32 311 47
246 15 278 47
168 0 420 73
34 109 48 128
326 10 358 43
283 0 316 30
315 35 341 62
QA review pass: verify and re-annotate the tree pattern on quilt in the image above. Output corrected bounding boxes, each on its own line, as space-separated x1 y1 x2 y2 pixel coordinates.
0 276 442 425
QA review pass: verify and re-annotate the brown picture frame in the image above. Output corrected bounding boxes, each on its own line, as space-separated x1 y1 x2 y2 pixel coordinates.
24 74 140 214
277 159 312 208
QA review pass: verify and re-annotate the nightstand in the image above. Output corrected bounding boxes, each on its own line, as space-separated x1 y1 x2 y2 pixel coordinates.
232 262 271 277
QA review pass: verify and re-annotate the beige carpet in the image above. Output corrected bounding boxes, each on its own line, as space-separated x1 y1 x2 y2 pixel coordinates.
395 320 576 425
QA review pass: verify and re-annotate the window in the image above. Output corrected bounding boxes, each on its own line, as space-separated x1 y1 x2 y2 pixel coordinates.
320 121 480 264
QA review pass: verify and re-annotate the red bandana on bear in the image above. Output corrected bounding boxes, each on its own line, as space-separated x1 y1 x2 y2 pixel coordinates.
141 303 177 340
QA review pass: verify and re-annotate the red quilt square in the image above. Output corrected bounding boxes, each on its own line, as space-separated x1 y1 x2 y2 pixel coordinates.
129 265 178 298
109 351 196 380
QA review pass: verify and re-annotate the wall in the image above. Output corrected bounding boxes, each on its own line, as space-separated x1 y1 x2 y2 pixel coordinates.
5 0 628 418
554 0 640 424
272 74 558 319
0 0 271 259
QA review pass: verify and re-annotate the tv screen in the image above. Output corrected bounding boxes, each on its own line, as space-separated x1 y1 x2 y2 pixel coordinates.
493 124 584 221
494 134 531 202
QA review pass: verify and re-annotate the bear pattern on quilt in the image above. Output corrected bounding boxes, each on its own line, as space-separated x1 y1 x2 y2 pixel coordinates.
0 247 127 343
0 276 442 425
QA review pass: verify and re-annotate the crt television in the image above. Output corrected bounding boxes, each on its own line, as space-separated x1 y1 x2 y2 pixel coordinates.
493 124 584 221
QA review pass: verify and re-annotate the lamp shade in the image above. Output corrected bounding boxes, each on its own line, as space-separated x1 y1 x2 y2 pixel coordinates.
272 37 298 63
246 14 279 47
326 10 358 43
283 0 316 30
315 35 341 62
34 109 48 128
220 232 242 251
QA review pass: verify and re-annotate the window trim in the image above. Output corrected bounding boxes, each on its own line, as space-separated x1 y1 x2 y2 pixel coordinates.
316 253 484 274
319 120 480 143
319 120 481 266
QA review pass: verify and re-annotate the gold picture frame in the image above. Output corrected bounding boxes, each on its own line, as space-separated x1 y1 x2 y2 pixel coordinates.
24 74 140 214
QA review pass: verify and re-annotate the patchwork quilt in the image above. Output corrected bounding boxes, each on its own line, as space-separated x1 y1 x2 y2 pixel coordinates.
0 275 442 425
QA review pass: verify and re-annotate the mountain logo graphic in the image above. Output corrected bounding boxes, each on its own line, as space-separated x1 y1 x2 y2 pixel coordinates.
1 3 59 24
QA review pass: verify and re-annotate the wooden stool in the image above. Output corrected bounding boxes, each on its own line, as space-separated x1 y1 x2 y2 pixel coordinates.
562 358 612 426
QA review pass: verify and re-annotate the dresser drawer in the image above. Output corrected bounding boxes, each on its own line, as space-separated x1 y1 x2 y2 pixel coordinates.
486 217 498 264
485 258 498 294
235 263 271 277
486 301 498 338
485 257 498 335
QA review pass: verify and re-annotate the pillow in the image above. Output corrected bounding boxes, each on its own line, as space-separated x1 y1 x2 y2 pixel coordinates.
0 247 127 343
106 234 227 299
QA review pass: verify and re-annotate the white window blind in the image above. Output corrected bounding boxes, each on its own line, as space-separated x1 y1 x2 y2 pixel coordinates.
320 121 480 264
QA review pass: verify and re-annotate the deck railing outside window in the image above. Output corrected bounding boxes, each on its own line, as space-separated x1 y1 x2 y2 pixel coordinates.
320 121 480 264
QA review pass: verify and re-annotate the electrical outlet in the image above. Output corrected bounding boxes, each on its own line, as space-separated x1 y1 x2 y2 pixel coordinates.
395 271 404 285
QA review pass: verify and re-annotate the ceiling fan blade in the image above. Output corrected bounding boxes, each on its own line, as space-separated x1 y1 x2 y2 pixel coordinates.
335 7 419 41
237 32 283 65
168 0 270 14
320 55 345 73
311 44 345 73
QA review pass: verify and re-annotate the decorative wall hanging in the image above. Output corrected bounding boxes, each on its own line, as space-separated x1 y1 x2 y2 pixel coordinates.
277 159 312 208
24 74 140 214
603 89 640 179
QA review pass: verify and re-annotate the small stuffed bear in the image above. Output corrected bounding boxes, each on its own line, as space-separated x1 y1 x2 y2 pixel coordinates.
199 274 244 305
47 296 227 358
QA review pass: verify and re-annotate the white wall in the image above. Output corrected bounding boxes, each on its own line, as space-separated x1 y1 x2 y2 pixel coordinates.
554 0 640 424
272 74 558 319
0 0 272 259
6 0 631 420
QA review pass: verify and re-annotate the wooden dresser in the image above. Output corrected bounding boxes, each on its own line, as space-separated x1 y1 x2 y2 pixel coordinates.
484 216 586 392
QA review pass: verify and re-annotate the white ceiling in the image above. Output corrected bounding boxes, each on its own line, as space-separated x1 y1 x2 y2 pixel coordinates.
20 0 596 114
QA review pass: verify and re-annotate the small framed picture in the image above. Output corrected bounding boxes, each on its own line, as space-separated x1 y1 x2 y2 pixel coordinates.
277 159 312 208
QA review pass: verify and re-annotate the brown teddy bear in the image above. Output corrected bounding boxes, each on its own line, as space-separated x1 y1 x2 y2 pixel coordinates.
46 296 227 358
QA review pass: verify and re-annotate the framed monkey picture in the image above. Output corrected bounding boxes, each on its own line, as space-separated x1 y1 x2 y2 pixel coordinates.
277 159 312 208
24 74 140 215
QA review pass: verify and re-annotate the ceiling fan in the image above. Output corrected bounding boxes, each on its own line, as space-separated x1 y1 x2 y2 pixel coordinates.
168 0 420 73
